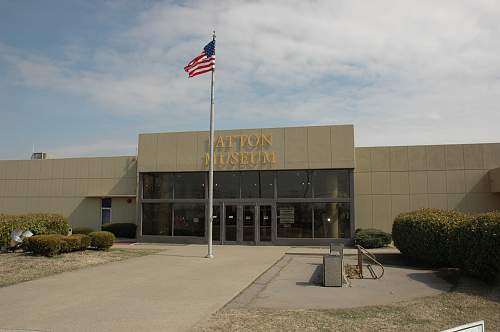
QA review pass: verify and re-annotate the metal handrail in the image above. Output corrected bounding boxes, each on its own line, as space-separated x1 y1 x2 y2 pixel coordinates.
356 245 385 279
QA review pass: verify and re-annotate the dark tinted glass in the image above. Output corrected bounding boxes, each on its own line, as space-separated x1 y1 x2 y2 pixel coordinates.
313 203 351 238
313 170 350 198
241 171 259 198
143 173 173 199
101 209 111 224
277 203 312 238
277 171 312 198
259 171 275 198
259 205 272 242
212 205 221 241
101 198 112 208
214 172 240 198
242 205 255 242
225 205 237 241
173 172 205 199
142 203 172 236
173 203 205 237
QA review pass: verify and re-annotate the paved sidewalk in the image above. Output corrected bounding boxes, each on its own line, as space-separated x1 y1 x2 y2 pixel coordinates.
0 245 287 332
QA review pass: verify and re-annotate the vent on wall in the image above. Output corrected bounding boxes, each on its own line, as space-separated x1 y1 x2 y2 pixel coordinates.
31 152 47 160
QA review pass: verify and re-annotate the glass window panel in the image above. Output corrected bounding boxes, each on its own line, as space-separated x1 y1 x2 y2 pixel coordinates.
313 203 351 238
101 198 112 208
259 205 272 242
211 205 221 241
225 205 237 241
173 172 205 199
313 170 350 198
143 173 173 199
242 205 255 242
214 172 240 199
277 203 312 238
241 171 259 198
101 209 111 224
142 203 172 236
259 171 275 199
173 203 205 237
277 171 312 198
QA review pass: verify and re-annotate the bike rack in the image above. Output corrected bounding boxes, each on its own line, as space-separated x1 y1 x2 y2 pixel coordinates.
345 245 385 280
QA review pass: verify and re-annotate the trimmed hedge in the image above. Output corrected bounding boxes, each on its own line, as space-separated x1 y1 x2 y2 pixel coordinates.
72 227 95 235
89 231 115 250
101 223 137 238
71 234 91 250
392 209 468 266
23 234 91 256
393 208 500 282
450 212 500 282
23 235 63 257
354 228 392 249
0 213 69 246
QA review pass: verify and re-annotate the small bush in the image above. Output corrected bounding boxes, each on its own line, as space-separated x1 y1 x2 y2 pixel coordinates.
0 213 69 246
392 209 469 266
71 234 91 250
101 223 137 238
72 227 95 235
354 228 392 249
60 235 83 253
89 231 115 250
23 235 62 257
23 234 91 256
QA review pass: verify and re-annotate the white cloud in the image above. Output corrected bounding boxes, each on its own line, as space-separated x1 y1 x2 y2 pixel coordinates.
1 0 500 147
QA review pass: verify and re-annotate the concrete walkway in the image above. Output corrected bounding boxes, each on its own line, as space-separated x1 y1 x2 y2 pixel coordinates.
0 245 287 332
227 254 451 310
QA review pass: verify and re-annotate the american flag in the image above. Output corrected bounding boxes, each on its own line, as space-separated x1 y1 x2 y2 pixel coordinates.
184 40 216 78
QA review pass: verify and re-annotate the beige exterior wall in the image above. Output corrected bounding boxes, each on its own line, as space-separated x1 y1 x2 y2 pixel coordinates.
354 144 500 232
490 167 500 192
138 125 355 172
0 156 137 230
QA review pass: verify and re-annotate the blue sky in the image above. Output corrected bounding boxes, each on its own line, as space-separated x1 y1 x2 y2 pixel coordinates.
1 0 499 159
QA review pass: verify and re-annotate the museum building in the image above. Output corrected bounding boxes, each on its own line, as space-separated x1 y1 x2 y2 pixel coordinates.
1 124 500 245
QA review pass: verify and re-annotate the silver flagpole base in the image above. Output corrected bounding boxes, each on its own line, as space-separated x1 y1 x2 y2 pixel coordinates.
205 254 214 259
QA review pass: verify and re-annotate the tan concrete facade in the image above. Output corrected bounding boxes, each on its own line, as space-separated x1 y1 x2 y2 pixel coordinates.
138 125 355 172
490 167 500 193
354 144 500 232
0 156 137 230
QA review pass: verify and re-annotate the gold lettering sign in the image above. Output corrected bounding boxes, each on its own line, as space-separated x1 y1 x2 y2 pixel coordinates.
203 133 276 168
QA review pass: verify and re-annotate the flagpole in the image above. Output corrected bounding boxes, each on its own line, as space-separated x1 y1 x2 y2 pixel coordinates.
206 31 216 259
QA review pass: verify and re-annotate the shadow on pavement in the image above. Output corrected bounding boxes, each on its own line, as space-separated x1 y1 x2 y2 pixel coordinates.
296 263 323 286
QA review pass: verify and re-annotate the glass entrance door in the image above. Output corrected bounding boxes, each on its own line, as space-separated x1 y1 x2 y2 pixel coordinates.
259 205 272 242
242 205 256 242
212 205 221 242
224 205 237 242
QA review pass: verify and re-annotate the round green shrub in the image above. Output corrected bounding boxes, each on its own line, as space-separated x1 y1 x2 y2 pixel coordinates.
60 235 87 253
70 234 91 250
89 231 115 250
392 208 469 266
449 212 500 282
72 227 95 235
354 228 392 249
23 234 63 257
101 223 137 238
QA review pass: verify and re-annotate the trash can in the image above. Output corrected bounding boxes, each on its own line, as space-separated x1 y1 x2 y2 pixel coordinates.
323 244 343 287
